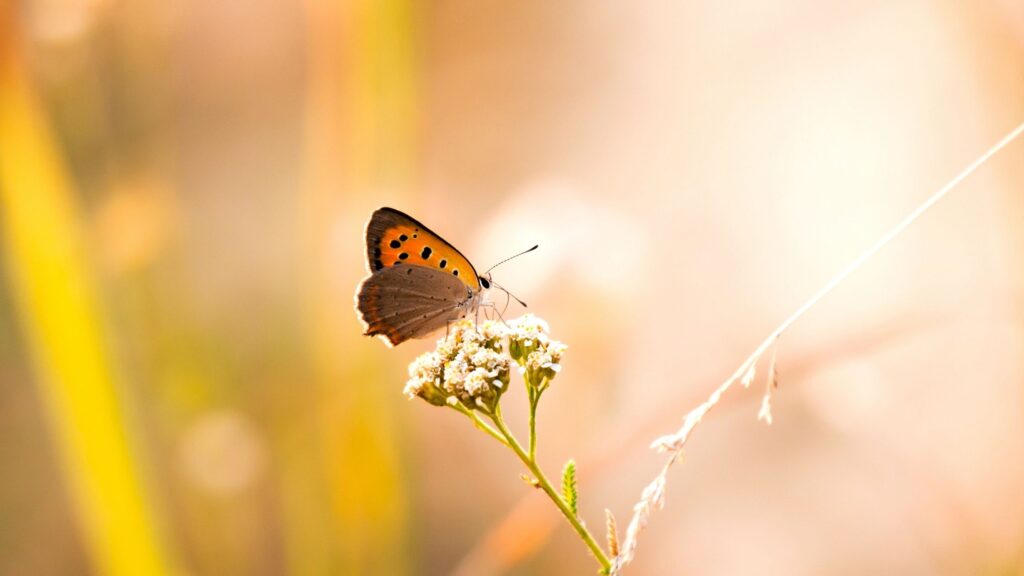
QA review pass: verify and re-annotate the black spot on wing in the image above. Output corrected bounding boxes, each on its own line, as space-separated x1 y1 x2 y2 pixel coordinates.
364 208 483 282
398 252 409 260
421 246 432 259
389 239 401 249
439 259 447 269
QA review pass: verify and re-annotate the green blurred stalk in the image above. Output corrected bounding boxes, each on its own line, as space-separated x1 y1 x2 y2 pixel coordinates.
0 22 172 576
291 0 418 574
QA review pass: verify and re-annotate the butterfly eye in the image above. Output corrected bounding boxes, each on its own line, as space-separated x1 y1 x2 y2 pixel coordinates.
479 276 490 289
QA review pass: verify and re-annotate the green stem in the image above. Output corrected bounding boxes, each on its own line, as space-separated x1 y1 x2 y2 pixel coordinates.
490 405 612 573
449 403 509 448
527 385 538 461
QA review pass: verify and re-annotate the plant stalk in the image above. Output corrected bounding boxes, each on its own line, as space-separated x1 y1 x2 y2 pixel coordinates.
491 405 612 573
450 403 510 448
527 385 539 461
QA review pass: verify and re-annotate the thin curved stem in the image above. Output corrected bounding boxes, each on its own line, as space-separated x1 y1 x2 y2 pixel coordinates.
691 120 1024 446
527 386 539 461
490 405 612 573
449 403 510 448
612 120 1024 573
774 120 1024 341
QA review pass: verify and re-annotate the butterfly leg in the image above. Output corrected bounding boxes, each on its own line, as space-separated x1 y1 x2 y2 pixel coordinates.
444 312 465 338
479 301 509 327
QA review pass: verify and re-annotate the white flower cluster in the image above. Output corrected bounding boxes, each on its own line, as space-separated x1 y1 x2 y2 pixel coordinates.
404 319 511 411
404 352 447 406
404 315 565 409
507 314 567 387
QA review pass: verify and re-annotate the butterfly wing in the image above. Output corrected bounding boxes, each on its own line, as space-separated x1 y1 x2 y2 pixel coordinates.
355 264 477 346
364 207 481 290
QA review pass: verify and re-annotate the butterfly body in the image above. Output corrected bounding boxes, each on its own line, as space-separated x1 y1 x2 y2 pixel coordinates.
355 207 491 346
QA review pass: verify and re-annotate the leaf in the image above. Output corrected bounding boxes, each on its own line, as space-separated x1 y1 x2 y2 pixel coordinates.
562 459 578 517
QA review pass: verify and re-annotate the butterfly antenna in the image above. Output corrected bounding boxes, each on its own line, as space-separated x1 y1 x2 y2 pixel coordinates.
490 280 527 308
484 244 539 274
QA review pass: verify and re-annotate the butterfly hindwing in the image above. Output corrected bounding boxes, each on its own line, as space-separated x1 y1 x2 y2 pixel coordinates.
364 207 481 290
355 264 474 346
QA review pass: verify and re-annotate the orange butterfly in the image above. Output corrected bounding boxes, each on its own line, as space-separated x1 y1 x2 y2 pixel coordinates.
355 207 533 346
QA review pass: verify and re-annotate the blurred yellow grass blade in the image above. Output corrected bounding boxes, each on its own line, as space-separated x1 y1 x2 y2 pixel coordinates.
329 2 416 572
0 30 171 576
295 0 418 573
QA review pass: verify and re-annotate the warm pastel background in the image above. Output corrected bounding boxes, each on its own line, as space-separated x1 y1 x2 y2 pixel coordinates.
2 1 1023 575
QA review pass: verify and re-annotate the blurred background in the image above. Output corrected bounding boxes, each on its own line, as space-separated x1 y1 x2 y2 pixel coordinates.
1 1 1023 575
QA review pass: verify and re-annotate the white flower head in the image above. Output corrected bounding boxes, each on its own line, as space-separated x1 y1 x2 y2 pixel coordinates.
405 319 511 412
507 314 566 386
507 314 550 343
477 319 507 344
404 351 447 406
403 315 562 409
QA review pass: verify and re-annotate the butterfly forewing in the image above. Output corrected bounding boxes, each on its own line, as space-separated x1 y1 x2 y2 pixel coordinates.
355 264 476 346
364 207 481 290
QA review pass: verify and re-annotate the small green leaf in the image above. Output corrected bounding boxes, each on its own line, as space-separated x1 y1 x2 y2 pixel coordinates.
562 459 578 517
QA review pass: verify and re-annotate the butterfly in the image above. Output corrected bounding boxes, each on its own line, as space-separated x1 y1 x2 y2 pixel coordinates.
355 207 532 347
